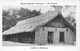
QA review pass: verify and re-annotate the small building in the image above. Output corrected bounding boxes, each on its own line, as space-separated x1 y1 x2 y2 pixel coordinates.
3 8 76 45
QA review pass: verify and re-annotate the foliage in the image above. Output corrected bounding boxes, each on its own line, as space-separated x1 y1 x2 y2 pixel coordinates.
51 5 76 27
2 7 41 32
65 15 76 27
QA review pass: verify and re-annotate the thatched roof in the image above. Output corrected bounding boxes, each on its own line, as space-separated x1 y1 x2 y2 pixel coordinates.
3 9 60 35
3 9 76 35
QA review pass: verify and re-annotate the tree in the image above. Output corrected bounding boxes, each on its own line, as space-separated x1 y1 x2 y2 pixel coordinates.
65 15 76 27
17 7 31 20
2 16 11 32
31 9 41 17
2 7 42 32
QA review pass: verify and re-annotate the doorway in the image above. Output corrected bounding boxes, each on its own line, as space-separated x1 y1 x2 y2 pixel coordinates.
47 32 54 44
59 32 65 43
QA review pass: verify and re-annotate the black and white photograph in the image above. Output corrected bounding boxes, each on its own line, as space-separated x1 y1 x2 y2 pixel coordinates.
2 5 76 46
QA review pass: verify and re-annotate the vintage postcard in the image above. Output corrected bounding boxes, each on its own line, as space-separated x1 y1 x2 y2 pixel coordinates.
0 0 80 51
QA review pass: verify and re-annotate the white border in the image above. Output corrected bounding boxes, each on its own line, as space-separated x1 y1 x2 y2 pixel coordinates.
0 0 80 51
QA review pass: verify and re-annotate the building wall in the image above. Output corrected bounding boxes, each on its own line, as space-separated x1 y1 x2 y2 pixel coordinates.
35 28 48 45
35 27 74 45
34 15 74 45
65 29 74 44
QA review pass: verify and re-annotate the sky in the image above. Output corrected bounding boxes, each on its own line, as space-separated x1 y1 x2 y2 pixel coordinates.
2 6 76 18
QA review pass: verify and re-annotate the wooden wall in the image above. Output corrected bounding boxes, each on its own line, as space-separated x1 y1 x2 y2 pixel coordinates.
43 15 66 28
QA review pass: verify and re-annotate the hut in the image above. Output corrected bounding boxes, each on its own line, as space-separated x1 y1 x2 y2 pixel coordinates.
3 8 76 45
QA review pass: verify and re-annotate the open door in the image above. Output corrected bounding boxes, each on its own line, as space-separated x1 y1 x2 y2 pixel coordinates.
47 32 54 44
59 32 65 43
